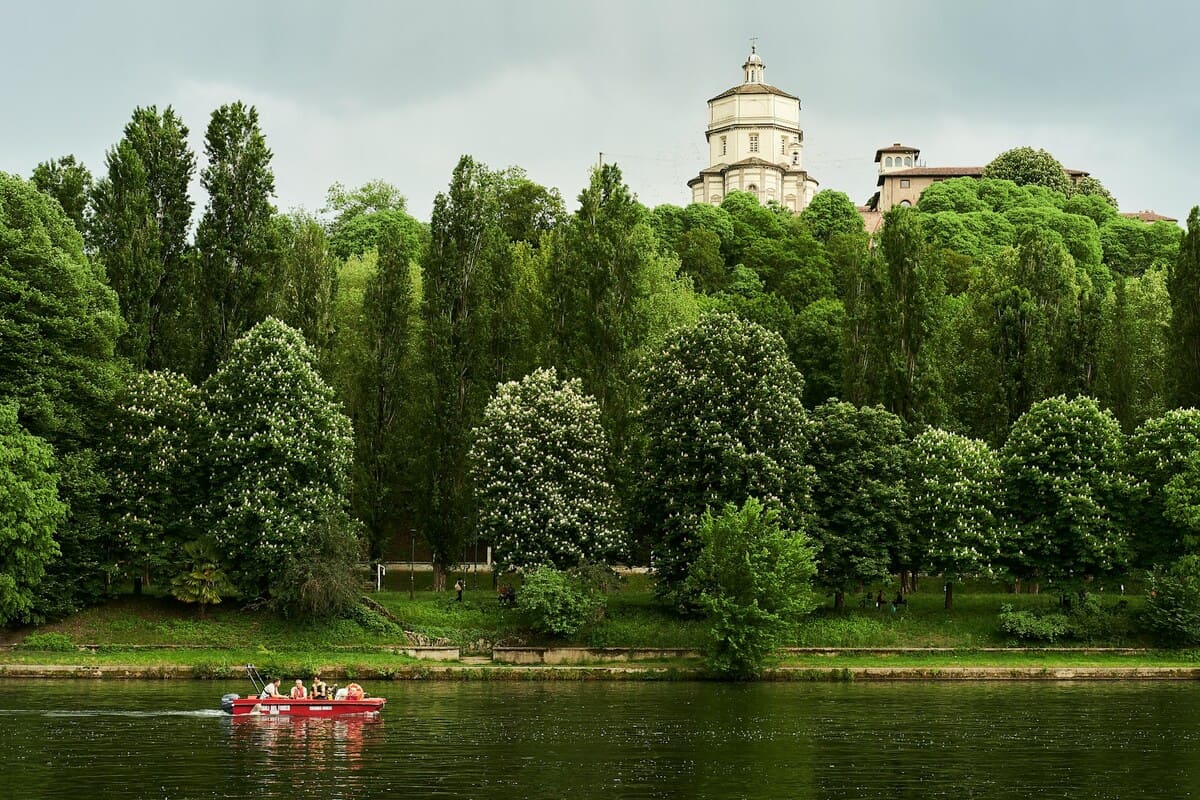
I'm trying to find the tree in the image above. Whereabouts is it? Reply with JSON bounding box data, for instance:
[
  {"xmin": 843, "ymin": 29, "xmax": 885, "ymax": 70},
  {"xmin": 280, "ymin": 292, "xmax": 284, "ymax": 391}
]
[
  {"xmin": 0, "ymin": 172, "xmax": 123, "ymax": 444},
  {"xmin": 1096, "ymin": 269, "xmax": 1170, "ymax": 431},
  {"xmin": 200, "ymin": 318, "xmax": 359, "ymax": 614},
  {"xmin": 323, "ymin": 179, "xmax": 421, "ymax": 259},
  {"xmin": 982, "ymin": 147, "xmax": 1072, "ymax": 197},
  {"xmin": 683, "ymin": 498, "xmax": 817, "ymax": 678},
  {"xmin": 471, "ymin": 367, "xmax": 624, "ymax": 571},
  {"xmin": 806, "ymin": 401, "xmax": 908, "ymax": 606},
  {"xmin": 1126, "ymin": 409, "xmax": 1200, "ymax": 567},
  {"xmin": 418, "ymin": 155, "xmax": 517, "ymax": 588},
  {"xmin": 1000, "ymin": 395, "xmax": 1134, "ymax": 587},
  {"xmin": 791, "ymin": 298, "xmax": 844, "ymax": 407},
  {"xmin": 1168, "ymin": 208, "xmax": 1200, "ymax": 408},
  {"xmin": 676, "ymin": 227, "xmax": 728, "ymax": 293},
  {"xmin": 874, "ymin": 206, "xmax": 946, "ymax": 425},
  {"xmin": 635, "ymin": 312, "xmax": 811, "ymax": 602},
  {"xmin": 0, "ymin": 404, "xmax": 65, "ymax": 625},
  {"xmin": 798, "ymin": 190, "xmax": 863, "ymax": 243},
  {"xmin": 170, "ymin": 539, "xmax": 235, "ymax": 618},
  {"xmin": 30, "ymin": 155, "xmax": 92, "ymax": 233},
  {"xmin": 907, "ymin": 428, "xmax": 1001, "ymax": 608},
  {"xmin": 350, "ymin": 218, "xmax": 424, "ymax": 559},
  {"xmin": 1071, "ymin": 175, "xmax": 1117, "ymax": 209},
  {"xmin": 546, "ymin": 163, "xmax": 696, "ymax": 458},
  {"xmin": 88, "ymin": 106, "xmax": 196, "ymax": 370},
  {"xmin": 275, "ymin": 211, "xmax": 338, "ymax": 363},
  {"xmin": 103, "ymin": 370, "xmax": 200, "ymax": 586},
  {"xmin": 194, "ymin": 102, "xmax": 282, "ymax": 375}
]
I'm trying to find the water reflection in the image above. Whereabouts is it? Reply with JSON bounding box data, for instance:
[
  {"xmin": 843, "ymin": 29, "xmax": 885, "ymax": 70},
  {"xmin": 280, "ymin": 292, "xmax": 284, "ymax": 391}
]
[{"xmin": 225, "ymin": 714, "xmax": 384, "ymax": 794}]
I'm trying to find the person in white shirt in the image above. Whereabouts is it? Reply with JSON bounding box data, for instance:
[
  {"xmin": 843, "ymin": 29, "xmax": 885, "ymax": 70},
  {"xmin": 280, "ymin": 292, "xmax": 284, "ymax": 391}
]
[{"xmin": 260, "ymin": 679, "xmax": 282, "ymax": 699}]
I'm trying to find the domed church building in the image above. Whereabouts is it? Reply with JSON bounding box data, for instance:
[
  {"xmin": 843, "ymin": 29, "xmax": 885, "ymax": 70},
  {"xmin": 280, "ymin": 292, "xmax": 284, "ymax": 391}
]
[{"xmin": 687, "ymin": 44, "xmax": 819, "ymax": 212}]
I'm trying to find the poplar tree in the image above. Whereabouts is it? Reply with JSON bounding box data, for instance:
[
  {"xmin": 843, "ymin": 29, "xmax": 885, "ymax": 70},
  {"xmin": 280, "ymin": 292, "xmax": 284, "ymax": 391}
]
[
  {"xmin": 89, "ymin": 106, "xmax": 196, "ymax": 371},
  {"xmin": 1169, "ymin": 208, "xmax": 1200, "ymax": 408},
  {"xmin": 353, "ymin": 218, "xmax": 424, "ymax": 559},
  {"xmin": 418, "ymin": 156, "xmax": 514, "ymax": 588},
  {"xmin": 194, "ymin": 102, "xmax": 281, "ymax": 375},
  {"xmin": 31, "ymin": 155, "xmax": 92, "ymax": 233}
]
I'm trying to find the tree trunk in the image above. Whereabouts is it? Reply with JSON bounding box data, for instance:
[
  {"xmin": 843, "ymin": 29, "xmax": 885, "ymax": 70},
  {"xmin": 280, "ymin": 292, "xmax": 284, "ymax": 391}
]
[
  {"xmin": 834, "ymin": 590, "xmax": 845, "ymax": 610},
  {"xmin": 944, "ymin": 580, "xmax": 954, "ymax": 610},
  {"xmin": 1031, "ymin": 582, "xmax": 1040, "ymax": 595},
  {"xmin": 855, "ymin": 580, "xmax": 863, "ymax": 594},
  {"xmin": 433, "ymin": 563, "xmax": 447, "ymax": 592},
  {"xmin": 912, "ymin": 572, "xmax": 920, "ymax": 592},
  {"xmin": 1012, "ymin": 579, "xmax": 1021, "ymax": 594}
]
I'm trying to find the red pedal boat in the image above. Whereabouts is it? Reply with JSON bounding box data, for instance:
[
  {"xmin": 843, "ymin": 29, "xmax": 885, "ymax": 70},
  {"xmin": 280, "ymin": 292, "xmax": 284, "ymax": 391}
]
[{"xmin": 221, "ymin": 664, "xmax": 386, "ymax": 717}]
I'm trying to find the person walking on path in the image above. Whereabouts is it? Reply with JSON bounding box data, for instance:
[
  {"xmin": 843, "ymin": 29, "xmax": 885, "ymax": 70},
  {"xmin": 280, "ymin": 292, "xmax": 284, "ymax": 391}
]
[{"xmin": 454, "ymin": 578, "xmax": 464, "ymax": 602}]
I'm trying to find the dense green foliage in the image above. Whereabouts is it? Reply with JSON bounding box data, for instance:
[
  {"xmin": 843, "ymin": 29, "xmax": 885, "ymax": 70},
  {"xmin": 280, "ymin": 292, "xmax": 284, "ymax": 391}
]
[
  {"xmin": 636, "ymin": 312, "xmax": 811, "ymax": 603},
  {"xmin": 515, "ymin": 565, "xmax": 603, "ymax": 637},
  {"xmin": 471, "ymin": 368, "xmax": 623, "ymax": 571},
  {"xmin": 1143, "ymin": 556, "xmax": 1200, "ymax": 645},
  {"xmin": 8, "ymin": 111, "xmax": 1200, "ymax": 641},
  {"xmin": 200, "ymin": 318, "xmax": 359, "ymax": 615},
  {"xmin": 684, "ymin": 499, "xmax": 817, "ymax": 678},
  {"xmin": 0, "ymin": 405, "xmax": 65, "ymax": 624},
  {"xmin": 806, "ymin": 401, "xmax": 907, "ymax": 604},
  {"xmin": 1000, "ymin": 396, "xmax": 1135, "ymax": 585}
]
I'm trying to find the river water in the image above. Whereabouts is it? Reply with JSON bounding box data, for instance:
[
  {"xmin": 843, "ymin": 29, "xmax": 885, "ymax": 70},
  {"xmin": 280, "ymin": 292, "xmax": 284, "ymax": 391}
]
[{"xmin": 2, "ymin": 679, "xmax": 1198, "ymax": 799}]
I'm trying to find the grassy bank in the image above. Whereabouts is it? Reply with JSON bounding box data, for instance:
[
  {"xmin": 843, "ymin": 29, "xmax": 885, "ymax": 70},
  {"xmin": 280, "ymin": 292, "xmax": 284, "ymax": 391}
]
[{"xmin": 1, "ymin": 573, "xmax": 1169, "ymax": 676}]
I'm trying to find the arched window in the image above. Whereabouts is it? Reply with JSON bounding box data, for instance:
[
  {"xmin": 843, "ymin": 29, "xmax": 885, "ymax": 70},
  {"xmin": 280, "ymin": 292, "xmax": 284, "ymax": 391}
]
[
  {"xmin": 899, "ymin": 199, "xmax": 912, "ymax": 207},
  {"xmin": 904, "ymin": 156, "xmax": 912, "ymax": 166},
  {"xmin": 885, "ymin": 156, "xmax": 893, "ymax": 167},
  {"xmin": 747, "ymin": 183, "xmax": 758, "ymax": 195}
]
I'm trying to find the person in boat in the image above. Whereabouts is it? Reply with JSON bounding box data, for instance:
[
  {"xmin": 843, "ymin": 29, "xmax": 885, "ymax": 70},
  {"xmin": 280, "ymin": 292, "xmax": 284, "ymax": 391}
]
[
  {"xmin": 312, "ymin": 675, "xmax": 328, "ymax": 699},
  {"xmin": 260, "ymin": 678, "xmax": 282, "ymax": 699},
  {"xmin": 290, "ymin": 679, "xmax": 308, "ymax": 699},
  {"xmin": 334, "ymin": 685, "xmax": 349, "ymax": 700},
  {"xmin": 345, "ymin": 682, "xmax": 365, "ymax": 701}
]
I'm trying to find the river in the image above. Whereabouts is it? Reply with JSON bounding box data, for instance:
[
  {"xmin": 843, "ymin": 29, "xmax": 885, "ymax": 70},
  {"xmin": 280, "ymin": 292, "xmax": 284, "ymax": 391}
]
[{"xmin": 2, "ymin": 679, "xmax": 1197, "ymax": 799}]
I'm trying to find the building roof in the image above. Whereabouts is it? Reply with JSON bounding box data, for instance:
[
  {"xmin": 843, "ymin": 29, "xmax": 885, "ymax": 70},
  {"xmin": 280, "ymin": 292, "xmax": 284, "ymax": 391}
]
[
  {"xmin": 877, "ymin": 166, "xmax": 983, "ymax": 186},
  {"xmin": 709, "ymin": 83, "xmax": 800, "ymax": 102},
  {"xmin": 874, "ymin": 143, "xmax": 920, "ymax": 162},
  {"xmin": 1121, "ymin": 210, "xmax": 1179, "ymax": 223}
]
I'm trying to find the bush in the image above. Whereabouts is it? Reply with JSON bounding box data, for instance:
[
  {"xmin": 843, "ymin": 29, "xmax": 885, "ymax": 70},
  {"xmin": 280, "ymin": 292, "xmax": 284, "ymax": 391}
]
[
  {"xmin": 998, "ymin": 596, "xmax": 1134, "ymax": 643},
  {"xmin": 998, "ymin": 605, "xmax": 1071, "ymax": 642},
  {"xmin": 18, "ymin": 631, "xmax": 75, "ymax": 651},
  {"xmin": 684, "ymin": 499, "xmax": 818, "ymax": 678},
  {"xmin": 1143, "ymin": 556, "xmax": 1200, "ymax": 645},
  {"xmin": 516, "ymin": 566, "xmax": 603, "ymax": 637}
]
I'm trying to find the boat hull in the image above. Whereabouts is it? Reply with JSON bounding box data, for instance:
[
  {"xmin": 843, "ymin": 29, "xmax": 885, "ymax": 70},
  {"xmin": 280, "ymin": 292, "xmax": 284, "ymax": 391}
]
[{"xmin": 222, "ymin": 695, "xmax": 386, "ymax": 716}]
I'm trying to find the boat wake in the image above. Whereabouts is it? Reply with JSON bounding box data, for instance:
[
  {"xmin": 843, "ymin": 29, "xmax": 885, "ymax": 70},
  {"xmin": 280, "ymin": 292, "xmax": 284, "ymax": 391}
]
[{"xmin": 0, "ymin": 708, "xmax": 227, "ymax": 718}]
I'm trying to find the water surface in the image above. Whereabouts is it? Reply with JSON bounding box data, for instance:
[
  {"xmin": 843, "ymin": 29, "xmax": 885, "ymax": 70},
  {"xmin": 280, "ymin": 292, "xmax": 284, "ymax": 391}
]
[{"xmin": 2, "ymin": 679, "xmax": 1197, "ymax": 799}]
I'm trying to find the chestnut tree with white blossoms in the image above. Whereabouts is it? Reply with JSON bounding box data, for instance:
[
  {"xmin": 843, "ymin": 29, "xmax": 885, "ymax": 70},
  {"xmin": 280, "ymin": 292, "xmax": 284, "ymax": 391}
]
[
  {"xmin": 906, "ymin": 428, "xmax": 1002, "ymax": 609},
  {"xmin": 470, "ymin": 367, "xmax": 624, "ymax": 571},
  {"xmin": 635, "ymin": 311, "xmax": 811, "ymax": 604},
  {"xmin": 200, "ymin": 318, "xmax": 360, "ymax": 615}
]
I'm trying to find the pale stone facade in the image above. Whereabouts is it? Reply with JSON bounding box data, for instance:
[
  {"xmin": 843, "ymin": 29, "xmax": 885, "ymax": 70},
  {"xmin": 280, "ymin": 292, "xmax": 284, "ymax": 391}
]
[{"xmin": 688, "ymin": 47, "xmax": 818, "ymax": 212}]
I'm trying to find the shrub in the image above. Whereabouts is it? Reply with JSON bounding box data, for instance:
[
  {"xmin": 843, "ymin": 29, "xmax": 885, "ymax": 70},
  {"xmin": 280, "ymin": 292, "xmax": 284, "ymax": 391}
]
[
  {"xmin": 1143, "ymin": 556, "xmax": 1200, "ymax": 645},
  {"xmin": 684, "ymin": 499, "xmax": 818, "ymax": 678},
  {"xmin": 998, "ymin": 604, "xmax": 1072, "ymax": 642},
  {"xmin": 18, "ymin": 631, "xmax": 75, "ymax": 651},
  {"xmin": 516, "ymin": 566, "xmax": 603, "ymax": 637}
]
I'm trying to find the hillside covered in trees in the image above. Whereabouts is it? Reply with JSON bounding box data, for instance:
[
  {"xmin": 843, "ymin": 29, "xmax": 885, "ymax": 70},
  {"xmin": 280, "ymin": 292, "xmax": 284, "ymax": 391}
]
[{"xmin": 5, "ymin": 102, "xmax": 1200, "ymax": 654}]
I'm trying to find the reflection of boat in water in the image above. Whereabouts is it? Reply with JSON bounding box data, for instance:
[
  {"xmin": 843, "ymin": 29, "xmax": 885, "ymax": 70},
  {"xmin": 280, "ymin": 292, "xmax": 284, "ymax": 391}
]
[{"xmin": 220, "ymin": 665, "xmax": 385, "ymax": 717}]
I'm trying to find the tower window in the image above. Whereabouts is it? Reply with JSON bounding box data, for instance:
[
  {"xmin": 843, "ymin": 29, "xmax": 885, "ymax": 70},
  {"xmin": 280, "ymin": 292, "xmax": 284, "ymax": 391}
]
[
  {"xmin": 900, "ymin": 179, "xmax": 911, "ymax": 188},
  {"xmin": 886, "ymin": 156, "xmax": 893, "ymax": 167},
  {"xmin": 749, "ymin": 133, "xmax": 759, "ymax": 153},
  {"xmin": 904, "ymin": 156, "xmax": 913, "ymax": 166},
  {"xmin": 720, "ymin": 135, "xmax": 727, "ymax": 156},
  {"xmin": 781, "ymin": 136, "xmax": 787, "ymax": 155}
]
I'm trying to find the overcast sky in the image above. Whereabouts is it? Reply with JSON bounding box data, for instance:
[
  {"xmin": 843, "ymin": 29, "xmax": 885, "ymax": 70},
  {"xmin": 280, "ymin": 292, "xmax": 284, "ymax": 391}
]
[{"xmin": 3, "ymin": 0, "xmax": 1197, "ymax": 223}]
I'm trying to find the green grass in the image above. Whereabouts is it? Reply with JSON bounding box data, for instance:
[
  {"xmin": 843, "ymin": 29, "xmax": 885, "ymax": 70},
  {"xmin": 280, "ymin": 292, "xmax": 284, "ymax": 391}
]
[{"xmin": 0, "ymin": 573, "xmax": 1157, "ymax": 672}]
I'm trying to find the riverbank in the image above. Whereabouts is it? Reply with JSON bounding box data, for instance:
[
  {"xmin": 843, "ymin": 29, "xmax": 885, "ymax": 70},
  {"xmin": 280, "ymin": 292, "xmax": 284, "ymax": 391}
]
[{"xmin": 3, "ymin": 573, "xmax": 1176, "ymax": 680}]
